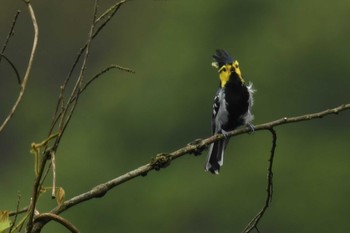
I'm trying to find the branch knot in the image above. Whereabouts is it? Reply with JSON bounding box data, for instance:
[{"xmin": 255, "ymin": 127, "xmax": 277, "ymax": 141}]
[{"xmin": 150, "ymin": 153, "xmax": 171, "ymax": 171}]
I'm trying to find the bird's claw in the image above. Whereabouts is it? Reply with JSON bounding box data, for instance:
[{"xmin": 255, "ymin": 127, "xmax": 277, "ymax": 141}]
[{"xmin": 247, "ymin": 123, "xmax": 255, "ymax": 134}]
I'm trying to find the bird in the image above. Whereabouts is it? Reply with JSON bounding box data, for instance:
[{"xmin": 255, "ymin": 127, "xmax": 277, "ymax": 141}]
[{"xmin": 205, "ymin": 49, "xmax": 255, "ymax": 174}]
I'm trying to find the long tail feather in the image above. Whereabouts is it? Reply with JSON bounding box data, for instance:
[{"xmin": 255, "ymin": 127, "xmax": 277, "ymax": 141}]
[{"xmin": 205, "ymin": 139, "xmax": 226, "ymax": 174}]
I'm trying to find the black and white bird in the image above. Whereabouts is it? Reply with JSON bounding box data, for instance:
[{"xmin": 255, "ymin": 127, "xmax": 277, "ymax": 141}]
[{"xmin": 205, "ymin": 49, "xmax": 255, "ymax": 174}]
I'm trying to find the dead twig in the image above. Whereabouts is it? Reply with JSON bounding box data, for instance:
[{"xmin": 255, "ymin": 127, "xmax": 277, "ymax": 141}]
[
  {"xmin": 0, "ymin": 10, "xmax": 21, "ymax": 64},
  {"xmin": 0, "ymin": 4, "xmax": 38, "ymax": 134},
  {"xmin": 0, "ymin": 53, "xmax": 21, "ymax": 84},
  {"xmin": 242, "ymin": 128, "xmax": 277, "ymax": 233}
]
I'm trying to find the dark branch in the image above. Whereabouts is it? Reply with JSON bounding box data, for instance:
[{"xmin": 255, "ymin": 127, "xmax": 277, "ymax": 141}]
[
  {"xmin": 79, "ymin": 64, "xmax": 135, "ymax": 95},
  {"xmin": 34, "ymin": 213, "xmax": 79, "ymax": 233},
  {"xmin": 242, "ymin": 128, "xmax": 277, "ymax": 233},
  {"xmin": 0, "ymin": 53, "xmax": 21, "ymax": 84},
  {"xmin": 0, "ymin": 10, "xmax": 21, "ymax": 64},
  {"xmin": 8, "ymin": 192, "xmax": 22, "ymax": 233}
]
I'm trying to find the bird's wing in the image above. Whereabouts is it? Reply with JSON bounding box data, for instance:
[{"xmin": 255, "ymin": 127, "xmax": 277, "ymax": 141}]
[{"xmin": 211, "ymin": 90, "xmax": 221, "ymax": 133}]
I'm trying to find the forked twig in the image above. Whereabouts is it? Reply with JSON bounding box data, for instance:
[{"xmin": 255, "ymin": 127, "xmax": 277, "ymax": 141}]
[{"xmin": 0, "ymin": 4, "xmax": 37, "ymax": 133}]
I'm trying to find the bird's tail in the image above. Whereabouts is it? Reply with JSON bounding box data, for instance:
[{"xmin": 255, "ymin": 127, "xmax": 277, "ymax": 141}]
[{"xmin": 205, "ymin": 139, "xmax": 227, "ymax": 174}]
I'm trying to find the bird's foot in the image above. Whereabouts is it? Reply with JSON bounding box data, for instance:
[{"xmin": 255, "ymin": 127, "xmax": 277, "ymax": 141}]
[
  {"xmin": 221, "ymin": 129, "xmax": 230, "ymax": 139},
  {"xmin": 246, "ymin": 123, "xmax": 255, "ymax": 134}
]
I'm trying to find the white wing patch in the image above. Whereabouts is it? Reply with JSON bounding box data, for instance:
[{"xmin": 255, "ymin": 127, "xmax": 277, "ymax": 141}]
[{"xmin": 242, "ymin": 82, "xmax": 256, "ymax": 124}]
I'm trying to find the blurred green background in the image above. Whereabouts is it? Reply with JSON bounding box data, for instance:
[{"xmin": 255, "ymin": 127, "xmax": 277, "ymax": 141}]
[{"xmin": 1, "ymin": 0, "xmax": 350, "ymax": 232}]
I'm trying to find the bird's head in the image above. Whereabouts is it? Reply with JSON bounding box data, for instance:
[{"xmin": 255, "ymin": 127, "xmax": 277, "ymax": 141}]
[{"xmin": 211, "ymin": 49, "xmax": 244, "ymax": 88}]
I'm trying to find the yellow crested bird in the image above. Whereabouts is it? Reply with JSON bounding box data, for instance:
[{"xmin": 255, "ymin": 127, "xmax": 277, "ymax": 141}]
[{"xmin": 205, "ymin": 49, "xmax": 255, "ymax": 174}]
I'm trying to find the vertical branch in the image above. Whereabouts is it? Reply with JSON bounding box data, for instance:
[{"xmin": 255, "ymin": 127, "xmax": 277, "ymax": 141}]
[
  {"xmin": 46, "ymin": 0, "xmax": 128, "ymax": 142},
  {"xmin": 0, "ymin": 5, "xmax": 37, "ymax": 133},
  {"xmin": 26, "ymin": 1, "xmax": 99, "ymax": 232},
  {"xmin": 51, "ymin": 151, "xmax": 57, "ymax": 198},
  {"xmin": 242, "ymin": 128, "xmax": 277, "ymax": 233},
  {"xmin": 8, "ymin": 192, "xmax": 21, "ymax": 233},
  {"xmin": 56, "ymin": 0, "xmax": 100, "ymax": 142}
]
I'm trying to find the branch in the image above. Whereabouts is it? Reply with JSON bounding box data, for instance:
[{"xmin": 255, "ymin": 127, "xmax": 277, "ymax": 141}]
[
  {"xmin": 27, "ymin": 2, "xmax": 134, "ymax": 232},
  {"xmin": 0, "ymin": 3, "xmax": 38, "ymax": 134},
  {"xmin": 33, "ymin": 213, "xmax": 79, "ymax": 233},
  {"xmin": 0, "ymin": 53, "xmax": 21, "ymax": 84},
  {"xmin": 0, "ymin": 10, "xmax": 21, "ymax": 64},
  {"xmin": 242, "ymin": 128, "xmax": 277, "ymax": 233},
  {"xmin": 26, "ymin": 1, "xmax": 98, "ymax": 231},
  {"xmin": 47, "ymin": 0, "xmax": 128, "ymax": 138},
  {"xmin": 30, "ymin": 103, "xmax": 350, "ymax": 231},
  {"xmin": 8, "ymin": 192, "xmax": 22, "ymax": 233},
  {"xmin": 78, "ymin": 64, "xmax": 135, "ymax": 95}
]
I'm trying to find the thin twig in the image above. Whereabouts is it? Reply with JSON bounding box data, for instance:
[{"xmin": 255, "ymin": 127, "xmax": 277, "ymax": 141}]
[
  {"xmin": 95, "ymin": 0, "xmax": 126, "ymax": 23},
  {"xmin": 55, "ymin": 0, "xmax": 99, "ymax": 146},
  {"xmin": 0, "ymin": 3, "xmax": 38, "ymax": 134},
  {"xmin": 0, "ymin": 53, "xmax": 21, "ymax": 84},
  {"xmin": 47, "ymin": 0, "xmax": 128, "ymax": 139},
  {"xmin": 29, "ymin": 103, "xmax": 350, "ymax": 231},
  {"xmin": 8, "ymin": 206, "xmax": 29, "ymax": 217},
  {"xmin": 0, "ymin": 10, "xmax": 21, "ymax": 64},
  {"xmin": 79, "ymin": 64, "xmax": 135, "ymax": 94},
  {"xmin": 34, "ymin": 213, "xmax": 80, "ymax": 233},
  {"xmin": 242, "ymin": 128, "xmax": 277, "ymax": 233},
  {"xmin": 8, "ymin": 192, "xmax": 21, "ymax": 233}
]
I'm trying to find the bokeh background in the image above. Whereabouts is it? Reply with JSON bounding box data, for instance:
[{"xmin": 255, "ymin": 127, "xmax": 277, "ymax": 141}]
[{"xmin": 1, "ymin": 0, "xmax": 350, "ymax": 232}]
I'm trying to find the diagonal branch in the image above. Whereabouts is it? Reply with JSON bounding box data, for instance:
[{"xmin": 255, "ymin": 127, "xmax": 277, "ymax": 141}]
[
  {"xmin": 0, "ymin": 10, "xmax": 21, "ymax": 64},
  {"xmin": 30, "ymin": 103, "xmax": 350, "ymax": 232},
  {"xmin": 0, "ymin": 4, "xmax": 37, "ymax": 134},
  {"xmin": 0, "ymin": 53, "xmax": 21, "ymax": 84}
]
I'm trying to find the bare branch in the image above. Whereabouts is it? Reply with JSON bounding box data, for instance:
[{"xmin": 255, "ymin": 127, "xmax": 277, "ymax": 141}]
[
  {"xmin": 8, "ymin": 207, "xmax": 29, "ymax": 217},
  {"xmin": 8, "ymin": 192, "xmax": 21, "ymax": 233},
  {"xmin": 0, "ymin": 3, "xmax": 38, "ymax": 134},
  {"xmin": 79, "ymin": 64, "xmax": 135, "ymax": 95},
  {"xmin": 95, "ymin": 0, "xmax": 126, "ymax": 23},
  {"xmin": 34, "ymin": 213, "xmax": 79, "ymax": 233},
  {"xmin": 0, "ymin": 10, "xmax": 21, "ymax": 64},
  {"xmin": 56, "ymin": 0, "xmax": 99, "ymax": 139},
  {"xmin": 242, "ymin": 128, "xmax": 277, "ymax": 233},
  {"xmin": 48, "ymin": 0, "xmax": 129, "ymax": 136},
  {"xmin": 0, "ymin": 53, "xmax": 21, "ymax": 84},
  {"xmin": 29, "ymin": 103, "xmax": 350, "ymax": 231}
]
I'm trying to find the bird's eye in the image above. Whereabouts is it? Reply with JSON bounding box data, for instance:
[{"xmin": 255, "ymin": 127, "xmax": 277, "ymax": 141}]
[{"xmin": 222, "ymin": 67, "xmax": 227, "ymax": 72}]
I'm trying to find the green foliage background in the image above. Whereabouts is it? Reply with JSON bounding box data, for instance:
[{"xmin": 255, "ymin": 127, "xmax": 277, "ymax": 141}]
[{"xmin": 1, "ymin": 0, "xmax": 349, "ymax": 232}]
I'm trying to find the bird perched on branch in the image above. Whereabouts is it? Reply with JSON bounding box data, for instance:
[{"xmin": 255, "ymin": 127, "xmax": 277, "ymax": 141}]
[{"xmin": 205, "ymin": 49, "xmax": 255, "ymax": 174}]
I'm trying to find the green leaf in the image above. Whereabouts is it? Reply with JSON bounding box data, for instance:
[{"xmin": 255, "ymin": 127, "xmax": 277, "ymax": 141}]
[{"xmin": 0, "ymin": 211, "xmax": 11, "ymax": 232}]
